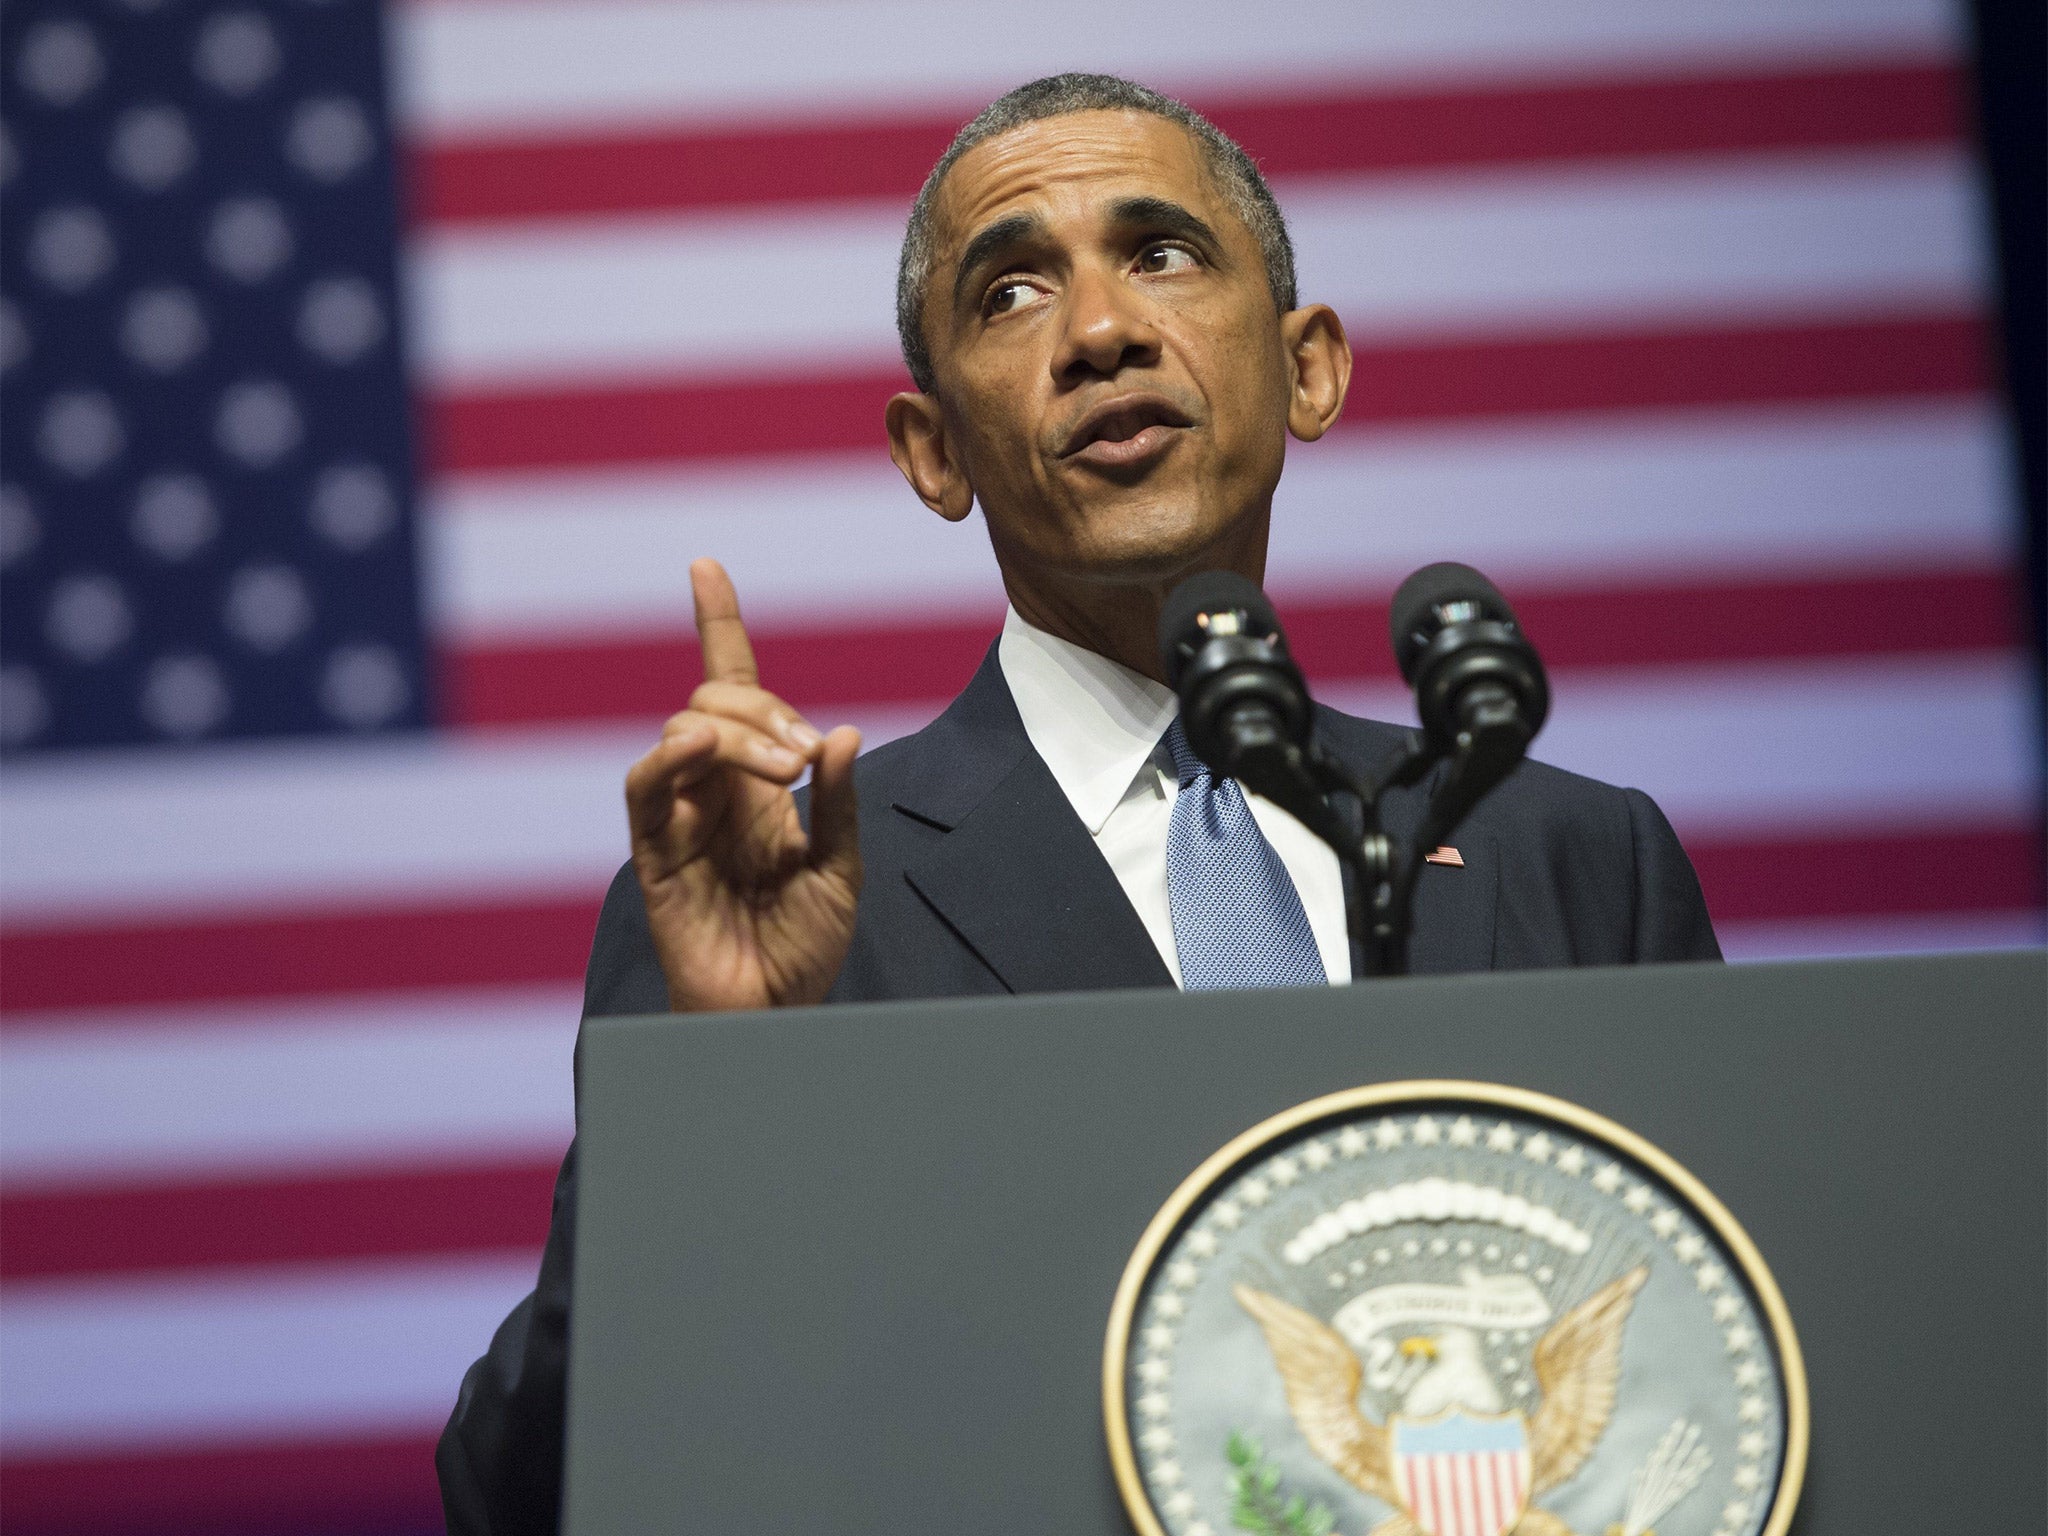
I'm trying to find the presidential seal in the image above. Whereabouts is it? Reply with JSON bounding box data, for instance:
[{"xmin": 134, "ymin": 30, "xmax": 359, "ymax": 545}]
[{"xmin": 1104, "ymin": 1083, "xmax": 1805, "ymax": 1536}]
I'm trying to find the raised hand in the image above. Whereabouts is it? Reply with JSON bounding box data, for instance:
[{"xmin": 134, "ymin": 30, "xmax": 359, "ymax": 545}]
[{"xmin": 623, "ymin": 559, "xmax": 862, "ymax": 1011}]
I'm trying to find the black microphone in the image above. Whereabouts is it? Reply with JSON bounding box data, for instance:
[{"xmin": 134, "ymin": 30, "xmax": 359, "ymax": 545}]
[
  {"xmin": 1158, "ymin": 571, "xmax": 1320, "ymax": 811},
  {"xmin": 1388, "ymin": 562, "xmax": 1550, "ymax": 761}
]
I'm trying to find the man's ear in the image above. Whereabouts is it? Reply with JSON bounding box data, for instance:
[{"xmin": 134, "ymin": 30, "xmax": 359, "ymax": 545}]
[
  {"xmin": 1280, "ymin": 304, "xmax": 1352, "ymax": 443},
  {"xmin": 886, "ymin": 391, "xmax": 975, "ymax": 522}
]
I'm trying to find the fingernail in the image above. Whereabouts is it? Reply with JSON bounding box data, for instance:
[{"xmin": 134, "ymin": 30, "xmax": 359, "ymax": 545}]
[
  {"xmin": 759, "ymin": 743, "xmax": 802, "ymax": 773},
  {"xmin": 784, "ymin": 719, "xmax": 824, "ymax": 752}
]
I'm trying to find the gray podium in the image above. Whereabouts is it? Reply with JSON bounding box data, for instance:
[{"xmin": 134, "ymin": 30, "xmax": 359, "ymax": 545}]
[{"xmin": 563, "ymin": 950, "xmax": 2046, "ymax": 1533}]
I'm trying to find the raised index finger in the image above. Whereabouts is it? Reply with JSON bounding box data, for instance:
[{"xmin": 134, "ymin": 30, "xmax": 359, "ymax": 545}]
[{"xmin": 690, "ymin": 557, "xmax": 759, "ymax": 687}]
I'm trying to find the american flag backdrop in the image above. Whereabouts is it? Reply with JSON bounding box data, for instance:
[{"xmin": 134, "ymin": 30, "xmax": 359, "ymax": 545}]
[{"xmin": 0, "ymin": 0, "xmax": 2041, "ymax": 1530}]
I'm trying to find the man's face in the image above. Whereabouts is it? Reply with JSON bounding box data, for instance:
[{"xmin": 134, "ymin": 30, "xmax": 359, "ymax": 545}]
[{"xmin": 913, "ymin": 110, "xmax": 1310, "ymax": 592}]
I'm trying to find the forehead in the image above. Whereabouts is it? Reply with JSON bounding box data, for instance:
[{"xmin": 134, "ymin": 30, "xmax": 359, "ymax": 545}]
[{"xmin": 932, "ymin": 109, "xmax": 1227, "ymax": 254}]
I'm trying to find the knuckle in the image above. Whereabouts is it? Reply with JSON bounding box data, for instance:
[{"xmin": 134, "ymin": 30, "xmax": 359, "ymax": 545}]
[{"xmin": 729, "ymin": 685, "xmax": 786, "ymax": 723}]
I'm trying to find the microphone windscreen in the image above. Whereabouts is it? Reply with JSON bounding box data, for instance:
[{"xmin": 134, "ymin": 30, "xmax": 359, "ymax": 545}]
[
  {"xmin": 1388, "ymin": 562, "xmax": 1516, "ymax": 684},
  {"xmin": 1158, "ymin": 571, "xmax": 1279, "ymax": 686}
]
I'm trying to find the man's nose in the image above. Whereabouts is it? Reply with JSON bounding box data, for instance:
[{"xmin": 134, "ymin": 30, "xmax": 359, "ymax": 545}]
[{"xmin": 1051, "ymin": 264, "xmax": 1161, "ymax": 381}]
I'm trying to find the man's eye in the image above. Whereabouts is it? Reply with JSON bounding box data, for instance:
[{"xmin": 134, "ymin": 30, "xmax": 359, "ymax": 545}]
[
  {"xmin": 1138, "ymin": 244, "xmax": 1197, "ymax": 274},
  {"xmin": 986, "ymin": 280, "xmax": 1041, "ymax": 316}
]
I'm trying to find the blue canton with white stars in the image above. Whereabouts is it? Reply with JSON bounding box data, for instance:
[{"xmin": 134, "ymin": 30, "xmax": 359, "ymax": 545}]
[{"xmin": 0, "ymin": 1, "xmax": 425, "ymax": 754}]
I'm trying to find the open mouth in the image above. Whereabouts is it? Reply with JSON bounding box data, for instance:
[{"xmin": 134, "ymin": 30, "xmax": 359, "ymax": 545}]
[{"xmin": 1060, "ymin": 393, "xmax": 1194, "ymax": 469}]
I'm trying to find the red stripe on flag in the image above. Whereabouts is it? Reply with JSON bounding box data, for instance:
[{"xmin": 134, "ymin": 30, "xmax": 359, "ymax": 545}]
[
  {"xmin": 0, "ymin": 1432, "xmax": 442, "ymax": 1536},
  {"xmin": 444, "ymin": 568, "xmax": 2021, "ymax": 729},
  {"xmin": 428, "ymin": 366, "xmax": 905, "ymax": 475},
  {"xmin": 0, "ymin": 1160, "xmax": 558, "ymax": 1282},
  {"xmin": 415, "ymin": 59, "xmax": 1962, "ymax": 224},
  {"xmin": 1690, "ymin": 824, "xmax": 2045, "ymax": 930},
  {"xmin": 2, "ymin": 832, "xmax": 2035, "ymax": 1017},
  {"xmin": 0, "ymin": 892, "xmax": 603, "ymax": 1016},
  {"xmin": 1334, "ymin": 312, "xmax": 1985, "ymax": 427},
  {"xmin": 1296, "ymin": 564, "xmax": 2022, "ymax": 676},
  {"xmin": 445, "ymin": 611, "xmax": 996, "ymax": 726},
  {"xmin": 425, "ymin": 312, "xmax": 1987, "ymax": 475}
]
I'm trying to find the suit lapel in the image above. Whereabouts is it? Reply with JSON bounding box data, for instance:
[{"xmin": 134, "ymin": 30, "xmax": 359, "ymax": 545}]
[
  {"xmin": 884, "ymin": 654, "xmax": 1495, "ymax": 990},
  {"xmin": 892, "ymin": 648, "xmax": 1173, "ymax": 995},
  {"xmin": 904, "ymin": 749, "xmax": 1173, "ymax": 994}
]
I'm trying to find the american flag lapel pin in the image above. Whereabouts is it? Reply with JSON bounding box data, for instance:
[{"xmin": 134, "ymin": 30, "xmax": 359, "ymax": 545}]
[{"xmin": 1423, "ymin": 846, "xmax": 1465, "ymax": 867}]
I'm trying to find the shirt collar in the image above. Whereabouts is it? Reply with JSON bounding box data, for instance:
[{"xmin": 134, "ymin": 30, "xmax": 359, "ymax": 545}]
[{"xmin": 997, "ymin": 606, "xmax": 1177, "ymax": 835}]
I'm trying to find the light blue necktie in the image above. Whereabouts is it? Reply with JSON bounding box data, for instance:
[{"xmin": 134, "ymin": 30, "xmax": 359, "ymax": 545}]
[{"xmin": 1162, "ymin": 717, "xmax": 1328, "ymax": 990}]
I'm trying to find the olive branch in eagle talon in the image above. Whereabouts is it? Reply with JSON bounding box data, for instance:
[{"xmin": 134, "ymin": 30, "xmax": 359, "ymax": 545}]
[
  {"xmin": 1233, "ymin": 1266, "xmax": 1649, "ymax": 1536},
  {"xmin": 1225, "ymin": 1430, "xmax": 1340, "ymax": 1536}
]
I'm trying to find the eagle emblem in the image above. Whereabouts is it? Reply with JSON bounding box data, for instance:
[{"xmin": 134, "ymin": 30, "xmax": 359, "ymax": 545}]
[
  {"xmin": 1235, "ymin": 1265, "xmax": 1648, "ymax": 1536},
  {"xmin": 1105, "ymin": 1090, "xmax": 1802, "ymax": 1536}
]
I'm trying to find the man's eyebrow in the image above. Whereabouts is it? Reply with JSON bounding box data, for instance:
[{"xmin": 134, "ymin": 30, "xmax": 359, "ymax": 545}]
[
  {"xmin": 951, "ymin": 212, "xmax": 1046, "ymax": 308},
  {"xmin": 1109, "ymin": 195, "xmax": 1222, "ymax": 251}
]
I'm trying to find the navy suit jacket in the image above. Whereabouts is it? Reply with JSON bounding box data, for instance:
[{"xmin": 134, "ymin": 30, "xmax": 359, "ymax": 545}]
[{"xmin": 436, "ymin": 646, "xmax": 1719, "ymax": 1533}]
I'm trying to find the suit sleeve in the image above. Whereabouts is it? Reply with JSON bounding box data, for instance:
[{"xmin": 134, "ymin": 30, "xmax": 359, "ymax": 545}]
[
  {"xmin": 1621, "ymin": 787, "xmax": 1722, "ymax": 962},
  {"xmin": 437, "ymin": 865, "xmax": 669, "ymax": 1534},
  {"xmin": 436, "ymin": 1142, "xmax": 578, "ymax": 1536}
]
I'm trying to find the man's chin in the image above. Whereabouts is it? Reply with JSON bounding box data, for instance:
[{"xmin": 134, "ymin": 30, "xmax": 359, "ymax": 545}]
[{"xmin": 1054, "ymin": 505, "xmax": 1256, "ymax": 588}]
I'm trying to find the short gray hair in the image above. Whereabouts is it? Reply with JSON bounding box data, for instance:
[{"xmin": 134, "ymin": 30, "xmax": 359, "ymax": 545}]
[{"xmin": 894, "ymin": 73, "xmax": 1298, "ymax": 393}]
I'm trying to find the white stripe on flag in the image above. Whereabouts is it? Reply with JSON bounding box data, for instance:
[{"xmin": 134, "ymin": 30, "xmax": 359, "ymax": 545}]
[
  {"xmin": 0, "ymin": 1256, "xmax": 540, "ymax": 1453},
  {"xmin": 429, "ymin": 456, "xmax": 1004, "ymax": 643},
  {"xmin": 396, "ymin": 0, "xmax": 1957, "ymax": 136},
  {"xmin": 1721, "ymin": 911, "xmax": 2048, "ymax": 962},
  {"xmin": 0, "ymin": 727, "xmax": 646, "ymax": 920},
  {"xmin": 1495, "ymin": 653, "xmax": 2040, "ymax": 835},
  {"xmin": 0, "ymin": 989, "xmax": 580, "ymax": 1189},
  {"xmin": 1330, "ymin": 653, "xmax": 2039, "ymax": 837}
]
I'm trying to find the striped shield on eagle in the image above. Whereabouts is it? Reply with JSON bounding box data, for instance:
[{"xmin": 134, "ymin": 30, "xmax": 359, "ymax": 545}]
[{"xmin": 1390, "ymin": 1410, "xmax": 1531, "ymax": 1536}]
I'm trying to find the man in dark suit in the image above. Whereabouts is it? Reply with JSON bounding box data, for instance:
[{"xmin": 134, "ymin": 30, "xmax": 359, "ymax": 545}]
[{"xmin": 438, "ymin": 73, "xmax": 1718, "ymax": 1533}]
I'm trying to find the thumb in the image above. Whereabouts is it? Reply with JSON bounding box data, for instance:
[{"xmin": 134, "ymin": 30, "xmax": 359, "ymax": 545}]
[{"xmin": 806, "ymin": 726, "xmax": 863, "ymax": 881}]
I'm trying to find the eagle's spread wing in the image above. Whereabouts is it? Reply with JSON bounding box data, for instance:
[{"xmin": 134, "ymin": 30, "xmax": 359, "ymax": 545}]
[
  {"xmin": 1526, "ymin": 1265, "xmax": 1649, "ymax": 1492},
  {"xmin": 1234, "ymin": 1284, "xmax": 1396, "ymax": 1503}
]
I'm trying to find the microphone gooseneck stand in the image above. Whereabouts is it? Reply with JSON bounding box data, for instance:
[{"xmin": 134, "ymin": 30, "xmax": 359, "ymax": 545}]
[
  {"xmin": 1332, "ymin": 689, "xmax": 1537, "ymax": 978},
  {"xmin": 1345, "ymin": 570, "xmax": 1553, "ymax": 976},
  {"xmin": 1161, "ymin": 566, "xmax": 1550, "ymax": 981}
]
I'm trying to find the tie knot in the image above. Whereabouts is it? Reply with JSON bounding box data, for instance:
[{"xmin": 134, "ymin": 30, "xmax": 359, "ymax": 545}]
[{"xmin": 1161, "ymin": 717, "xmax": 1208, "ymax": 788}]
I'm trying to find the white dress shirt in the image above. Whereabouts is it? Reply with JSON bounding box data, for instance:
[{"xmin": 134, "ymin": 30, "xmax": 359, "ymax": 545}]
[{"xmin": 997, "ymin": 607, "xmax": 1351, "ymax": 986}]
